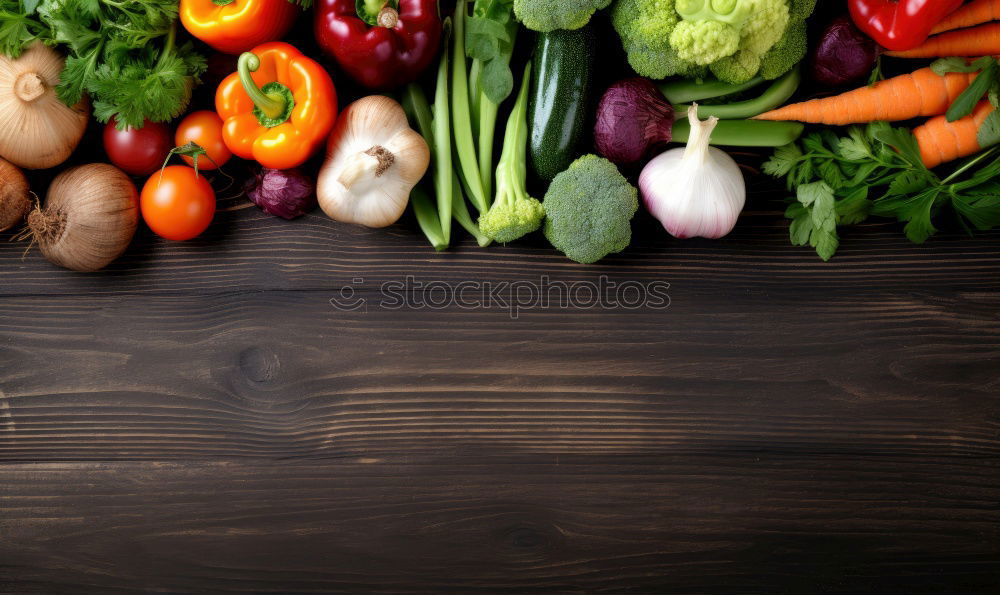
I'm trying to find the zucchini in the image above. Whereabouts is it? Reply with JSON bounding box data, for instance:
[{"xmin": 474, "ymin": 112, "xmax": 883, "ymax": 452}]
[{"xmin": 528, "ymin": 25, "xmax": 595, "ymax": 182}]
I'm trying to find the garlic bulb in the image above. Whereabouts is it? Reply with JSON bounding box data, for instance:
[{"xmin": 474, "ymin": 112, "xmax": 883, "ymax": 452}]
[
  {"xmin": 318, "ymin": 95, "xmax": 430, "ymax": 228},
  {"xmin": 0, "ymin": 43, "xmax": 89, "ymax": 169},
  {"xmin": 639, "ymin": 105, "xmax": 746, "ymax": 239}
]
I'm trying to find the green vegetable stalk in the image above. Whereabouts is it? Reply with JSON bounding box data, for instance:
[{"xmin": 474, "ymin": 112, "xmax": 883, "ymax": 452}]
[
  {"xmin": 672, "ymin": 117, "xmax": 803, "ymax": 147},
  {"xmin": 403, "ymin": 24, "xmax": 491, "ymax": 251},
  {"xmin": 676, "ymin": 67, "xmax": 801, "ymax": 120},
  {"xmin": 467, "ymin": 0, "xmax": 519, "ymax": 199},
  {"xmin": 451, "ymin": 0, "xmax": 488, "ymax": 215},
  {"xmin": 478, "ymin": 63, "xmax": 545, "ymax": 243}
]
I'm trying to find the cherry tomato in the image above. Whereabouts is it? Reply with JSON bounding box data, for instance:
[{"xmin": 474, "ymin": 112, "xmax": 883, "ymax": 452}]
[
  {"xmin": 140, "ymin": 166, "xmax": 216, "ymax": 241},
  {"xmin": 175, "ymin": 111, "xmax": 231, "ymax": 170},
  {"xmin": 103, "ymin": 117, "xmax": 173, "ymax": 176}
]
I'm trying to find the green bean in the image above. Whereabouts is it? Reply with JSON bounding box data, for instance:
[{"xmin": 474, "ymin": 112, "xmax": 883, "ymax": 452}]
[
  {"xmin": 680, "ymin": 68, "xmax": 802, "ymax": 120},
  {"xmin": 433, "ymin": 19, "xmax": 453, "ymax": 246},
  {"xmin": 660, "ymin": 75, "xmax": 764, "ymax": 105},
  {"xmin": 672, "ymin": 118, "xmax": 804, "ymax": 147},
  {"xmin": 450, "ymin": 0, "xmax": 488, "ymax": 214}
]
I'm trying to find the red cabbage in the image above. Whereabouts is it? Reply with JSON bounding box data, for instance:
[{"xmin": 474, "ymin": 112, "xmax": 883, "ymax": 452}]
[
  {"xmin": 594, "ymin": 78, "xmax": 675, "ymax": 167},
  {"xmin": 245, "ymin": 167, "xmax": 317, "ymax": 220},
  {"xmin": 812, "ymin": 16, "xmax": 880, "ymax": 87}
]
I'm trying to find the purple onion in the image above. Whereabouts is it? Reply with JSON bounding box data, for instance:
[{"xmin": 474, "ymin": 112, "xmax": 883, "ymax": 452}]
[
  {"xmin": 245, "ymin": 167, "xmax": 317, "ymax": 220},
  {"xmin": 594, "ymin": 78, "xmax": 675, "ymax": 167},
  {"xmin": 812, "ymin": 16, "xmax": 880, "ymax": 87}
]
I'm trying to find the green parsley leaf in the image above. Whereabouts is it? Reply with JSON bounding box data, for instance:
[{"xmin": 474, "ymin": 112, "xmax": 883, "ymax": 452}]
[
  {"xmin": 886, "ymin": 170, "xmax": 934, "ymax": 197},
  {"xmin": 952, "ymin": 192, "xmax": 1000, "ymax": 230},
  {"xmin": 977, "ymin": 110, "xmax": 1000, "ymax": 149},
  {"xmin": 874, "ymin": 126, "xmax": 925, "ymax": 168},
  {"xmin": 796, "ymin": 182, "xmax": 839, "ymax": 261},
  {"xmin": 837, "ymin": 127, "xmax": 872, "ymax": 161},
  {"xmin": 836, "ymin": 187, "xmax": 872, "ymax": 226},
  {"xmin": 901, "ymin": 189, "xmax": 941, "ymax": 244},
  {"xmin": 762, "ymin": 142, "xmax": 802, "ymax": 178},
  {"xmin": 947, "ymin": 60, "xmax": 997, "ymax": 122}
]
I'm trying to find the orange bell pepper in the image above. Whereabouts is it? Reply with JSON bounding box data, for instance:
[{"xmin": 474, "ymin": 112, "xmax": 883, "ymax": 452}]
[
  {"xmin": 179, "ymin": 0, "xmax": 305, "ymax": 55},
  {"xmin": 216, "ymin": 42, "xmax": 338, "ymax": 170}
]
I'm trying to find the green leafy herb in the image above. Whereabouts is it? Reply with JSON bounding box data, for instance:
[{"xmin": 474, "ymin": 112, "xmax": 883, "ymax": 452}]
[
  {"xmin": 466, "ymin": 0, "xmax": 517, "ymax": 105},
  {"xmin": 0, "ymin": 0, "xmax": 206, "ymax": 129},
  {"xmin": 946, "ymin": 59, "xmax": 997, "ymax": 122},
  {"xmin": 764, "ymin": 124, "xmax": 1000, "ymax": 259},
  {"xmin": 977, "ymin": 110, "xmax": 1000, "ymax": 148}
]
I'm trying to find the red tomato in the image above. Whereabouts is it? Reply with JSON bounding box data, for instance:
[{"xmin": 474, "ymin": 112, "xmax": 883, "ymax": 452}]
[
  {"xmin": 175, "ymin": 111, "xmax": 232, "ymax": 170},
  {"xmin": 103, "ymin": 118, "xmax": 173, "ymax": 176},
  {"xmin": 140, "ymin": 166, "xmax": 216, "ymax": 241}
]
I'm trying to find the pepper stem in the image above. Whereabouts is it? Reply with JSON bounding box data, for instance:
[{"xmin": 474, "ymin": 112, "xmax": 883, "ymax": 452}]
[
  {"xmin": 356, "ymin": 0, "xmax": 399, "ymax": 26},
  {"xmin": 238, "ymin": 52, "xmax": 295, "ymax": 128},
  {"xmin": 378, "ymin": 6, "xmax": 399, "ymax": 28}
]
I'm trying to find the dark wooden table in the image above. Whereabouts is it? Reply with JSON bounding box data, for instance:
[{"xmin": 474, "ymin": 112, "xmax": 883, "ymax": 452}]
[{"xmin": 1, "ymin": 171, "xmax": 999, "ymax": 592}]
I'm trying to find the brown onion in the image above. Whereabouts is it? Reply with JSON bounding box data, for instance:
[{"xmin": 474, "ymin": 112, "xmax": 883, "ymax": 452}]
[
  {"xmin": 0, "ymin": 43, "xmax": 89, "ymax": 169},
  {"xmin": 24, "ymin": 164, "xmax": 138, "ymax": 271},
  {"xmin": 0, "ymin": 157, "xmax": 29, "ymax": 232}
]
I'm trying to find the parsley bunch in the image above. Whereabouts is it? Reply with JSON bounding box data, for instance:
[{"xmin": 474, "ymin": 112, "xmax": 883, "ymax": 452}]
[
  {"xmin": 764, "ymin": 122, "xmax": 1000, "ymax": 260},
  {"xmin": 0, "ymin": 0, "xmax": 206, "ymax": 129}
]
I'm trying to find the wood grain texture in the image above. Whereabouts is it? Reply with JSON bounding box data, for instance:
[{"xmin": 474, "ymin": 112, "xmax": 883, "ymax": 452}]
[
  {"xmin": 2, "ymin": 186, "xmax": 1000, "ymax": 591},
  {"xmin": 2, "ymin": 457, "xmax": 999, "ymax": 593},
  {"xmin": 0, "ymin": 289, "xmax": 998, "ymax": 461},
  {"xmin": 2, "ymin": 195, "xmax": 1000, "ymax": 296}
]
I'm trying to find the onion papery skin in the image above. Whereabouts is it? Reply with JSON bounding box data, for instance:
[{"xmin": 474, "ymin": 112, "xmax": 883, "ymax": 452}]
[
  {"xmin": 594, "ymin": 78, "xmax": 675, "ymax": 167},
  {"xmin": 28, "ymin": 164, "xmax": 139, "ymax": 272},
  {"xmin": 0, "ymin": 157, "xmax": 30, "ymax": 232}
]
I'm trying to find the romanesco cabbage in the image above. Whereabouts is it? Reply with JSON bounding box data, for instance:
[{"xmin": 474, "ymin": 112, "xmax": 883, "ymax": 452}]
[
  {"xmin": 670, "ymin": 19, "xmax": 741, "ymax": 66},
  {"xmin": 612, "ymin": 0, "xmax": 815, "ymax": 83}
]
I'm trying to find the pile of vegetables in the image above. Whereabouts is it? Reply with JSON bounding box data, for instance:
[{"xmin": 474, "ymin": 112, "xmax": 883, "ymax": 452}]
[{"xmin": 1, "ymin": 0, "xmax": 999, "ymax": 272}]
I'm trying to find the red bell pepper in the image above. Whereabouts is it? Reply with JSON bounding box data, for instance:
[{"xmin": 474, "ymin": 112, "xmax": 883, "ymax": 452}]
[
  {"xmin": 314, "ymin": 0, "xmax": 442, "ymax": 90},
  {"xmin": 849, "ymin": 0, "xmax": 964, "ymax": 51}
]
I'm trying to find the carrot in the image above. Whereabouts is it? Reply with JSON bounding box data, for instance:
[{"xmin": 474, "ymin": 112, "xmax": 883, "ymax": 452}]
[
  {"xmin": 885, "ymin": 22, "xmax": 1000, "ymax": 58},
  {"xmin": 932, "ymin": 0, "xmax": 1000, "ymax": 35},
  {"xmin": 914, "ymin": 101, "xmax": 995, "ymax": 168},
  {"xmin": 753, "ymin": 68, "xmax": 978, "ymax": 125}
]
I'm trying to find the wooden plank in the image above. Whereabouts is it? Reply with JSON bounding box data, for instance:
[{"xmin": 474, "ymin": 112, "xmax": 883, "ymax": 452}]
[
  {"xmin": 1, "ymin": 290, "xmax": 997, "ymax": 461},
  {"xmin": 1, "ymin": 457, "xmax": 998, "ymax": 593},
  {"xmin": 2, "ymin": 199, "xmax": 1000, "ymax": 296}
]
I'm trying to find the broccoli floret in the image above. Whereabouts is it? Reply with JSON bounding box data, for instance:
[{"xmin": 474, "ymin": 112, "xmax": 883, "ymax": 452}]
[
  {"xmin": 543, "ymin": 155, "xmax": 638, "ymax": 264},
  {"xmin": 710, "ymin": 46, "xmax": 762, "ymax": 84},
  {"xmin": 478, "ymin": 64, "xmax": 544, "ymax": 243},
  {"xmin": 759, "ymin": 18, "xmax": 807, "ymax": 80},
  {"xmin": 758, "ymin": 0, "xmax": 816, "ymax": 80},
  {"xmin": 787, "ymin": 0, "xmax": 818, "ymax": 22},
  {"xmin": 612, "ymin": 0, "xmax": 699, "ymax": 79},
  {"xmin": 670, "ymin": 20, "xmax": 741, "ymax": 66},
  {"xmin": 513, "ymin": 0, "xmax": 613, "ymax": 32}
]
